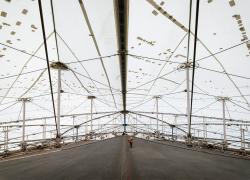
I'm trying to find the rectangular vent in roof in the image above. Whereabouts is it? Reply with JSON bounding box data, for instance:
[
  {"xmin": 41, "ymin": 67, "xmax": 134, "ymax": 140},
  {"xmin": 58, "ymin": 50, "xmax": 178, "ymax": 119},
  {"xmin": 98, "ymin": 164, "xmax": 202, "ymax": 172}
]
[
  {"xmin": 22, "ymin": 9, "xmax": 28, "ymax": 15},
  {"xmin": 1, "ymin": 11, "xmax": 7, "ymax": 17},
  {"xmin": 229, "ymin": 0, "xmax": 235, "ymax": 7}
]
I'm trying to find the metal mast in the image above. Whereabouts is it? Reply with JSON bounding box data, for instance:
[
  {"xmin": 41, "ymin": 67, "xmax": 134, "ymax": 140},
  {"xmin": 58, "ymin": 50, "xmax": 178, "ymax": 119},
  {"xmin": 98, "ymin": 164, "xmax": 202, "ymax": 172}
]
[
  {"xmin": 18, "ymin": 97, "xmax": 31, "ymax": 151},
  {"xmin": 87, "ymin": 96, "xmax": 96, "ymax": 132},
  {"xmin": 218, "ymin": 96, "xmax": 230, "ymax": 148},
  {"xmin": 114, "ymin": 0, "xmax": 129, "ymax": 133},
  {"xmin": 50, "ymin": 62, "xmax": 69, "ymax": 137}
]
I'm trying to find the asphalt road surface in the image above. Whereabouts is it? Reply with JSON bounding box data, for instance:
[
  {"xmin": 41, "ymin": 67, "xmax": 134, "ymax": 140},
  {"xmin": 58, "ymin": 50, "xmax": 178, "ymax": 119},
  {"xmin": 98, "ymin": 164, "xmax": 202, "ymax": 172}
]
[{"xmin": 0, "ymin": 136, "xmax": 250, "ymax": 180}]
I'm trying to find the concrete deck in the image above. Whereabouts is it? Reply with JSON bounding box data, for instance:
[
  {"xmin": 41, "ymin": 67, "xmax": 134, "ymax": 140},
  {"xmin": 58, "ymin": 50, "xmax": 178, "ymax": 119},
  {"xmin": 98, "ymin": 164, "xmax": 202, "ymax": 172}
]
[{"xmin": 0, "ymin": 136, "xmax": 249, "ymax": 180}]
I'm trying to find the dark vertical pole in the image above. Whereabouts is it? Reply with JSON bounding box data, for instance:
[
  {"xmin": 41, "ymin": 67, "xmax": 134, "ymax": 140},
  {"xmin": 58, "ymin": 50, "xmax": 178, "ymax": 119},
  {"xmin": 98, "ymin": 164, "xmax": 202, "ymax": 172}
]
[
  {"xmin": 189, "ymin": 0, "xmax": 200, "ymax": 133},
  {"xmin": 76, "ymin": 126, "xmax": 79, "ymax": 141},
  {"xmin": 114, "ymin": 0, "xmax": 129, "ymax": 133},
  {"xmin": 38, "ymin": 0, "xmax": 59, "ymax": 137},
  {"xmin": 171, "ymin": 126, "xmax": 174, "ymax": 141}
]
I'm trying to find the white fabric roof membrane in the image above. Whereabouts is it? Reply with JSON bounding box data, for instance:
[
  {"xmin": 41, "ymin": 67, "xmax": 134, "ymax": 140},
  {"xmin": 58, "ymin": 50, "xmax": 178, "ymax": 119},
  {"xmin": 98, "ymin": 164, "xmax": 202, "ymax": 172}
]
[{"xmin": 0, "ymin": 0, "xmax": 250, "ymax": 149}]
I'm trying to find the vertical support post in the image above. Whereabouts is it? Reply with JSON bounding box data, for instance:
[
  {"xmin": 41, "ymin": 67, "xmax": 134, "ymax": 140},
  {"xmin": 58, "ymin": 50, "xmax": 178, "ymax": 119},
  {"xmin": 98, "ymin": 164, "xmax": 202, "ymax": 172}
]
[
  {"xmin": 218, "ymin": 97, "xmax": 230, "ymax": 148},
  {"xmin": 156, "ymin": 97, "xmax": 159, "ymax": 131},
  {"xmin": 6, "ymin": 126, "xmax": 8, "ymax": 150},
  {"xmin": 242, "ymin": 128, "xmax": 245, "ymax": 149},
  {"xmin": 50, "ymin": 61, "xmax": 69, "ymax": 140},
  {"xmin": 76, "ymin": 126, "xmax": 79, "ymax": 142},
  {"xmin": 135, "ymin": 114, "xmax": 137, "ymax": 131},
  {"xmin": 3, "ymin": 127, "xmax": 7, "ymax": 150},
  {"xmin": 90, "ymin": 98, "xmax": 93, "ymax": 132},
  {"xmin": 43, "ymin": 118, "xmax": 46, "ymax": 139},
  {"xmin": 174, "ymin": 116, "xmax": 177, "ymax": 138},
  {"xmin": 161, "ymin": 114, "xmax": 164, "ymax": 135},
  {"xmin": 22, "ymin": 99, "xmax": 26, "ymax": 143},
  {"xmin": 124, "ymin": 113, "xmax": 126, "ymax": 133},
  {"xmin": 240, "ymin": 125, "xmax": 243, "ymax": 149},
  {"xmin": 114, "ymin": 0, "xmax": 128, "ymax": 134},
  {"xmin": 101, "ymin": 124, "xmax": 103, "ymax": 138},
  {"xmin": 87, "ymin": 96, "xmax": 96, "ymax": 133},
  {"xmin": 240, "ymin": 125, "xmax": 245, "ymax": 150},
  {"xmin": 57, "ymin": 68, "xmax": 61, "ymax": 136},
  {"xmin": 186, "ymin": 64, "xmax": 191, "ymax": 139},
  {"xmin": 153, "ymin": 95, "xmax": 160, "ymax": 132},
  {"xmin": 222, "ymin": 98, "xmax": 226, "ymax": 144},
  {"xmin": 3, "ymin": 126, "xmax": 9, "ymax": 150},
  {"xmin": 203, "ymin": 117, "xmax": 207, "ymax": 141},
  {"xmin": 177, "ymin": 62, "xmax": 193, "ymax": 146},
  {"xmin": 113, "ymin": 114, "xmax": 115, "ymax": 132},
  {"xmin": 2, "ymin": 127, "xmax": 5, "ymax": 150},
  {"xmin": 73, "ymin": 116, "xmax": 75, "ymax": 140},
  {"xmin": 172, "ymin": 126, "xmax": 174, "ymax": 141},
  {"xmin": 18, "ymin": 97, "xmax": 30, "ymax": 150},
  {"xmin": 217, "ymin": 96, "xmax": 229, "ymax": 148}
]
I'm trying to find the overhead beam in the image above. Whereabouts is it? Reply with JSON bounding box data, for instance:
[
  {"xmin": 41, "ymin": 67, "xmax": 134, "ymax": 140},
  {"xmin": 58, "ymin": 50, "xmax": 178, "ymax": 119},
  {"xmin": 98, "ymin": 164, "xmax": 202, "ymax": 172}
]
[
  {"xmin": 0, "ymin": 111, "xmax": 118, "ymax": 125},
  {"xmin": 114, "ymin": 0, "xmax": 129, "ymax": 132},
  {"xmin": 131, "ymin": 111, "xmax": 250, "ymax": 123}
]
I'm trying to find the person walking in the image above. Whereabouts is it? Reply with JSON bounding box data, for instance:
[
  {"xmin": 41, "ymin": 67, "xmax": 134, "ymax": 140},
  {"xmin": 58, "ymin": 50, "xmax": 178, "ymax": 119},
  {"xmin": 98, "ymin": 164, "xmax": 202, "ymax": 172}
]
[{"xmin": 128, "ymin": 137, "xmax": 133, "ymax": 148}]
